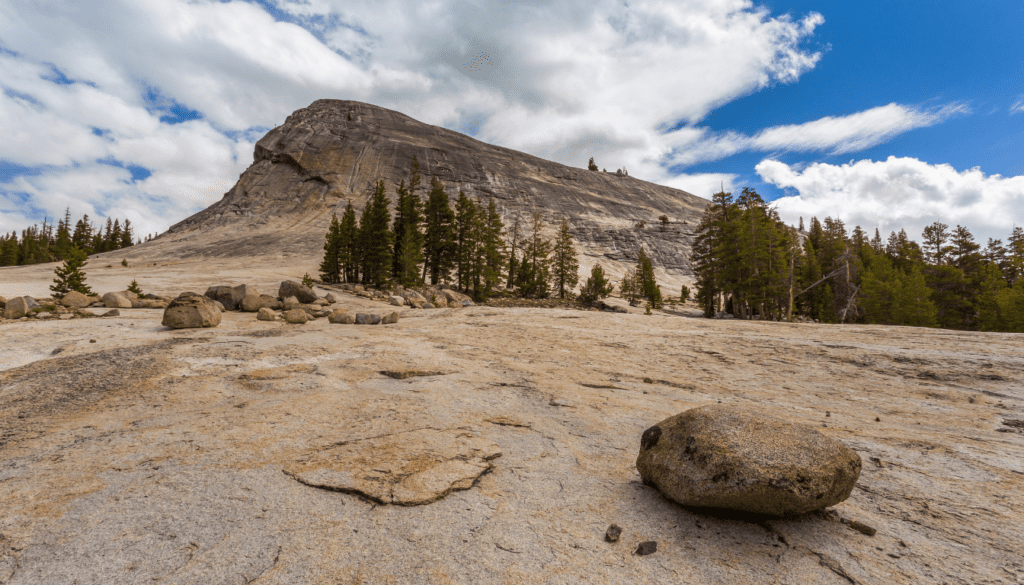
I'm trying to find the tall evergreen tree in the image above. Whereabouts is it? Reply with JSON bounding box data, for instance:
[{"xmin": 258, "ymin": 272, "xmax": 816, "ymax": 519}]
[
  {"xmin": 422, "ymin": 177, "xmax": 456, "ymax": 285},
  {"xmin": 358, "ymin": 181, "xmax": 394, "ymax": 288},
  {"xmin": 478, "ymin": 197, "xmax": 507, "ymax": 299},
  {"xmin": 54, "ymin": 208, "xmax": 72, "ymax": 260},
  {"xmin": 454, "ymin": 190, "xmax": 479, "ymax": 293},
  {"xmin": 551, "ymin": 217, "xmax": 580, "ymax": 299},
  {"xmin": 515, "ymin": 211, "xmax": 553, "ymax": 298},
  {"xmin": 339, "ymin": 201, "xmax": 359, "ymax": 283},
  {"xmin": 505, "ymin": 215, "xmax": 523, "ymax": 289},
  {"xmin": 120, "ymin": 219, "xmax": 134, "ymax": 249},
  {"xmin": 578, "ymin": 264, "xmax": 614, "ymax": 304},
  {"xmin": 635, "ymin": 246, "xmax": 662, "ymax": 308},
  {"xmin": 319, "ymin": 213, "xmax": 343, "ymax": 284}
]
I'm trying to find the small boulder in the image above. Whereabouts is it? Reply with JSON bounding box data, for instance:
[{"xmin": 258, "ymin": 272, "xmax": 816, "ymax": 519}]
[
  {"xmin": 461, "ymin": 299, "xmax": 474, "ymax": 307},
  {"xmin": 140, "ymin": 299, "xmax": 168, "ymax": 309},
  {"xmin": 102, "ymin": 292, "xmax": 133, "ymax": 309},
  {"xmin": 382, "ymin": 311, "xmax": 399, "ymax": 324},
  {"xmin": 4, "ymin": 297, "xmax": 32, "ymax": 319},
  {"xmin": 353, "ymin": 284, "xmax": 365, "ymax": 293},
  {"xmin": 283, "ymin": 296, "xmax": 301, "ymax": 311},
  {"xmin": 35, "ymin": 312, "xmax": 51, "ymax": 319},
  {"xmin": 204, "ymin": 284, "xmax": 248, "ymax": 311},
  {"xmin": 60, "ymin": 291, "xmax": 92, "ymax": 309},
  {"xmin": 278, "ymin": 281, "xmax": 318, "ymax": 304},
  {"xmin": 257, "ymin": 307, "xmax": 277, "ymax": 321},
  {"xmin": 388, "ymin": 295, "xmax": 405, "ymax": 306},
  {"xmin": 325, "ymin": 293, "xmax": 337, "ymax": 304},
  {"xmin": 355, "ymin": 313, "xmax": 381, "ymax": 325},
  {"xmin": 162, "ymin": 292, "xmax": 222, "ymax": 329},
  {"xmin": 101, "ymin": 309, "xmax": 120, "ymax": 318},
  {"xmin": 401, "ymin": 289, "xmax": 426, "ymax": 302},
  {"xmin": 636, "ymin": 404, "xmax": 862, "ymax": 517},
  {"xmin": 421, "ymin": 302, "xmax": 435, "ymax": 309},
  {"xmin": 282, "ymin": 309, "xmax": 309, "ymax": 324},
  {"xmin": 408, "ymin": 299, "xmax": 423, "ymax": 309},
  {"xmin": 313, "ymin": 298, "xmax": 330, "ymax": 306},
  {"xmin": 328, "ymin": 309, "xmax": 354, "ymax": 324},
  {"xmin": 240, "ymin": 294, "xmax": 263, "ymax": 312}
]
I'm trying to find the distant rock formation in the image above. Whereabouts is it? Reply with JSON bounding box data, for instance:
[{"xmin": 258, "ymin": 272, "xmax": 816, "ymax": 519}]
[{"xmin": 162, "ymin": 100, "xmax": 709, "ymax": 285}]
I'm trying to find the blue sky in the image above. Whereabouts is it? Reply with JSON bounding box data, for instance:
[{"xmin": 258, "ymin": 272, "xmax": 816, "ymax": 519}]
[{"xmin": 0, "ymin": 0, "xmax": 1022, "ymax": 244}]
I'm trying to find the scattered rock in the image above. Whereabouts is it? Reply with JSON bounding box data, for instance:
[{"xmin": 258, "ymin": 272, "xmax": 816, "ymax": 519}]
[
  {"xmin": 101, "ymin": 292, "xmax": 133, "ymax": 309},
  {"xmin": 382, "ymin": 311, "xmax": 399, "ymax": 324},
  {"xmin": 325, "ymin": 293, "xmax": 336, "ymax": 303},
  {"xmin": 389, "ymin": 295, "xmax": 405, "ymax": 306},
  {"xmin": 257, "ymin": 307, "xmax": 277, "ymax": 321},
  {"xmin": 204, "ymin": 284, "xmax": 248, "ymax": 311},
  {"xmin": 634, "ymin": 541, "xmax": 657, "ymax": 556},
  {"xmin": 713, "ymin": 311, "xmax": 734, "ymax": 319},
  {"xmin": 313, "ymin": 298, "xmax": 330, "ymax": 306},
  {"xmin": 422, "ymin": 302, "xmax": 435, "ymax": 309},
  {"xmin": 241, "ymin": 293, "xmax": 272, "ymax": 312},
  {"xmin": 381, "ymin": 370, "xmax": 445, "ymax": 379},
  {"xmin": 3, "ymin": 296, "xmax": 34, "ymax": 319},
  {"xmin": 35, "ymin": 312, "xmax": 51, "ymax": 319},
  {"xmin": 140, "ymin": 299, "xmax": 168, "ymax": 309},
  {"xmin": 635, "ymin": 404, "xmax": 862, "ymax": 517},
  {"xmin": 401, "ymin": 290, "xmax": 426, "ymax": 303},
  {"xmin": 282, "ymin": 309, "xmax": 309, "ymax": 324},
  {"xmin": 355, "ymin": 313, "xmax": 381, "ymax": 325},
  {"xmin": 101, "ymin": 309, "xmax": 120, "ymax": 318},
  {"xmin": 461, "ymin": 299, "xmax": 474, "ymax": 307},
  {"xmin": 352, "ymin": 284, "xmax": 365, "ymax": 293},
  {"xmin": 605, "ymin": 524, "xmax": 622, "ymax": 543},
  {"xmin": 328, "ymin": 309, "xmax": 355, "ymax": 324},
  {"xmin": 162, "ymin": 292, "xmax": 223, "ymax": 329},
  {"xmin": 279, "ymin": 280, "xmax": 318, "ymax": 304},
  {"xmin": 59, "ymin": 291, "xmax": 92, "ymax": 308},
  {"xmin": 283, "ymin": 296, "xmax": 301, "ymax": 311},
  {"xmin": 284, "ymin": 428, "xmax": 501, "ymax": 505},
  {"xmin": 845, "ymin": 519, "xmax": 877, "ymax": 536}
]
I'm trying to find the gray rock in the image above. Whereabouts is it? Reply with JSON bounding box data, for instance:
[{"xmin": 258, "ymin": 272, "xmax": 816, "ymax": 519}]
[
  {"xmin": 325, "ymin": 293, "xmax": 337, "ymax": 303},
  {"xmin": 355, "ymin": 313, "xmax": 381, "ymax": 325},
  {"xmin": 60, "ymin": 291, "xmax": 92, "ymax": 308},
  {"xmin": 282, "ymin": 296, "xmax": 301, "ymax": 311},
  {"xmin": 382, "ymin": 311, "xmax": 399, "ymax": 324},
  {"xmin": 162, "ymin": 292, "xmax": 222, "ymax": 329},
  {"xmin": 636, "ymin": 404, "xmax": 862, "ymax": 517},
  {"xmin": 204, "ymin": 284, "xmax": 248, "ymax": 311},
  {"xmin": 353, "ymin": 284, "xmax": 365, "ymax": 293},
  {"xmin": 35, "ymin": 312, "xmax": 51, "ymax": 319},
  {"xmin": 278, "ymin": 281, "xmax": 317, "ymax": 304},
  {"xmin": 401, "ymin": 289, "xmax": 426, "ymax": 302},
  {"xmin": 313, "ymin": 298, "xmax": 330, "ymax": 306},
  {"xmin": 461, "ymin": 299, "xmax": 474, "ymax": 307},
  {"xmin": 634, "ymin": 541, "xmax": 658, "ymax": 556},
  {"xmin": 605, "ymin": 524, "xmax": 622, "ymax": 543},
  {"xmin": 101, "ymin": 309, "xmax": 120, "ymax": 318},
  {"xmin": 388, "ymin": 295, "xmax": 405, "ymax": 306},
  {"xmin": 102, "ymin": 292, "xmax": 133, "ymax": 309},
  {"xmin": 327, "ymin": 309, "xmax": 354, "ymax": 324},
  {"xmin": 256, "ymin": 307, "xmax": 277, "ymax": 321},
  {"xmin": 421, "ymin": 302, "xmax": 435, "ymax": 310},
  {"xmin": 3, "ymin": 296, "xmax": 32, "ymax": 319},
  {"xmin": 281, "ymin": 309, "xmax": 309, "ymax": 324}
]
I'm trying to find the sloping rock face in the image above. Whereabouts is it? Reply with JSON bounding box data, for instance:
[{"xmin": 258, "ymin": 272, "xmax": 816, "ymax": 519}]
[{"xmin": 162, "ymin": 100, "xmax": 709, "ymax": 283}]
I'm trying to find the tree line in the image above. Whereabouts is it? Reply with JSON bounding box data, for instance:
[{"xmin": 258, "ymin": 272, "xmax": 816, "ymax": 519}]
[
  {"xmin": 0, "ymin": 208, "xmax": 144, "ymax": 267},
  {"xmin": 319, "ymin": 157, "xmax": 656, "ymax": 304},
  {"xmin": 690, "ymin": 188, "xmax": 1024, "ymax": 332}
]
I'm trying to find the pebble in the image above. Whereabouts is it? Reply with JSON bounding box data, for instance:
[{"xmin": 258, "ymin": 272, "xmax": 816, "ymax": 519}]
[
  {"xmin": 605, "ymin": 524, "xmax": 622, "ymax": 543},
  {"xmin": 634, "ymin": 541, "xmax": 657, "ymax": 556}
]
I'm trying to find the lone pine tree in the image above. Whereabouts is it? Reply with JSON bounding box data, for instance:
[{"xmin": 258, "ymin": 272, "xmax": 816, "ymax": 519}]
[
  {"xmin": 551, "ymin": 217, "xmax": 580, "ymax": 299},
  {"xmin": 50, "ymin": 245, "xmax": 92, "ymax": 297}
]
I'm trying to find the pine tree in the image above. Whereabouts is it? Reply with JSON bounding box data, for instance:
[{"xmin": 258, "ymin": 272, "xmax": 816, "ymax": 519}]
[
  {"xmin": 120, "ymin": 219, "xmax": 134, "ymax": 249},
  {"xmin": 551, "ymin": 217, "xmax": 580, "ymax": 299},
  {"xmin": 423, "ymin": 177, "xmax": 456, "ymax": 285},
  {"xmin": 505, "ymin": 215, "xmax": 523, "ymax": 289},
  {"xmin": 338, "ymin": 201, "xmax": 359, "ymax": 283},
  {"xmin": 922, "ymin": 221, "xmax": 951, "ymax": 265},
  {"xmin": 319, "ymin": 213, "xmax": 343, "ymax": 284},
  {"xmin": 359, "ymin": 181, "xmax": 394, "ymax": 288},
  {"xmin": 478, "ymin": 197, "xmax": 507, "ymax": 299},
  {"xmin": 72, "ymin": 215, "xmax": 93, "ymax": 253},
  {"xmin": 111, "ymin": 219, "xmax": 123, "ymax": 251},
  {"xmin": 54, "ymin": 208, "xmax": 72, "ymax": 260},
  {"xmin": 620, "ymin": 267, "xmax": 640, "ymax": 305},
  {"xmin": 454, "ymin": 190, "xmax": 479, "ymax": 293},
  {"xmin": 50, "ymin": 246, "xmax": 92, "ymax": 297},
  {"xmin": 635, "ymin": 246, "xmax": 661, "ymax": 308},
  {"xmin": 127, "ymin": 279, "xmax": 144, "ymax": 296},
  {"xmin": 587, "ymin": 157, "xmax": 598, "ymax": 171},
  {"xmin": 578, "ymin": 264, "xmax": 614, "ymax": 304},
  {"xmin": 515, "ymin": 211, "xmax": 553, "ymax": 298}
]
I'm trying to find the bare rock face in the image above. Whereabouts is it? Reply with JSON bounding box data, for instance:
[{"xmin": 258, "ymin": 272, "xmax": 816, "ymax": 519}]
[
  {"xmin": 284, "ymin": 429, "xmax": 501, "ymax": 506},
  {"xmin": 161, "ymin": 292, "xmax": 223, "ymax": 329},
  {"xmin": 162, "ymin": 100, "xmax": 709, "ymax": 286},
  {"xmin": 636, "ymin": 404, "xmax": 862, "ymax": 517},
  {"xmin": 278, "ymin": 281, "xmax": 318, "ymax": 304},
  {"xmin": 204, "ymin": 284, "xmax": 247, "ymax": 311},
  {"xmin": 59, "ymin": 291, "xmax": 92, "ymax": 308}
]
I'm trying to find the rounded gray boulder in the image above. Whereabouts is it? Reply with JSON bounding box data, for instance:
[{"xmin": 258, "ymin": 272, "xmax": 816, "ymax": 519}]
[
  {"xmin": 161, "ymin": 292, "xmax": 223, "ymax": 329},
  {"xmin": 636, "ymin": 404, "xmax": 862, "ymax": 517}
]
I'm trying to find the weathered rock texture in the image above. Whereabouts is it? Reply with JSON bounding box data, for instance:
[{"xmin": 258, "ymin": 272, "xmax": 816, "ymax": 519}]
[
  {"xmin": 58, "ymin": 291, "xmax": 92, "ymax": 309},
  {"xmin": 279, "ymin": 281, "xmax": 317, "ymax": 304},
  {"xmin": 160, "ymin": 100, "xmax": 708, "ymax": 289},
  {"xmin": 205, "ymin": 284, "xmax": 248, "ymax": 311},
  {"xmin": 101, "ymin": 292, "xmax": 132, "ymax": 309},
  {"xmin": 285, "ymin": 428, "xmax": 501, "ymax": 506},
  {"xmin": 636, "ymin": 404, "xmax": 862, "ymax": 516}
]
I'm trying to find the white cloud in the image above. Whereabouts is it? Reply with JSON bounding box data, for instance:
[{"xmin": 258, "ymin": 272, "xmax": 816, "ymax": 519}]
[
  {"xmin": 757, "ymin": 157, "xmax": 1024, "ymax": 244},
  {"xmin": 0, "ymin": 0, "xmax": 830, "ymax": 235},
  {"xmin": 664, "ymin": 103, "xmax": 967, "ymax": 168},
  {"xmin": 1011, "ymin": 99, "xmax": 1024, "ymax": 115}
]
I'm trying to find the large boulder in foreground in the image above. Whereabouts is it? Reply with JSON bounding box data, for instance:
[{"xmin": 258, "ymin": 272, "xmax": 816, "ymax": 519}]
[
  {"xmin": 636, "ymin": 404, "xmax": 861, "ymax": 517},
  {"xmin": 162, "ymin": 292, "xmax": 222, "ymax": 329},
  {"xmin": 279, "ymin": 281, "xmax": 317, "ymax": 304}
]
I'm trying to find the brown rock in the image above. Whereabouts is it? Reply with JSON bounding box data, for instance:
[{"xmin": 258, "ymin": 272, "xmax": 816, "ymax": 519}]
[
  {"xmin": 4, "ymin": 296, "xmax": 37, "ymax": 319},
  {"xmin": 204, "ymin": 284, "xmax": 248, "ymax": 311},
  {"xmin": 636, "ymin": 404, "xmax": 862, "ymax": 517},
  {"xmin": 101, "ymin": 292, "xmax": 133, "ymax": 309},
  {"xmin": 281, "ymin": 309, "xmax": 309, "ymax": 324},
  {"xmin": 161, "ymin": 292, "xmax": 222, "ymax": 329},
  {"xmin": 278, "ymin": 281, "xmax": 317, "ymax": 304},
  {"xmin": 382, "ymin": 311, "xmax": 399, "ymax": 324},
  {"xmin": 256, "ymin": 307, "xmax": 277, "ymax": 321},
  {"xmin": 327, "ymin": 309, "xmax": 354, "ymax": 324},
  {"xmin": 59, "ymin": 291, "xmax": 92, "ymax": 309}
]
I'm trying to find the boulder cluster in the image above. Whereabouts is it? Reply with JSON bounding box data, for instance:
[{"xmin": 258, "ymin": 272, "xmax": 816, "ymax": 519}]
[{"xmin": 1, "ymin": 289, "xmax": 172, "ymax": 321}]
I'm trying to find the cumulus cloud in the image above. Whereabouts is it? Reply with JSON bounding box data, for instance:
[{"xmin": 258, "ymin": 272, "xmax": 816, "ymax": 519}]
[
  {"xmin": 665, "ymin": 103, "xmax": 968, "ymax": 168},
  {"xmin": 757, "ymin": 157, "xmax": 1024, "ymax": 244},
  {"xmin": 0, "ymin": 0, "xmax": 828, "ymax": 234}
]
